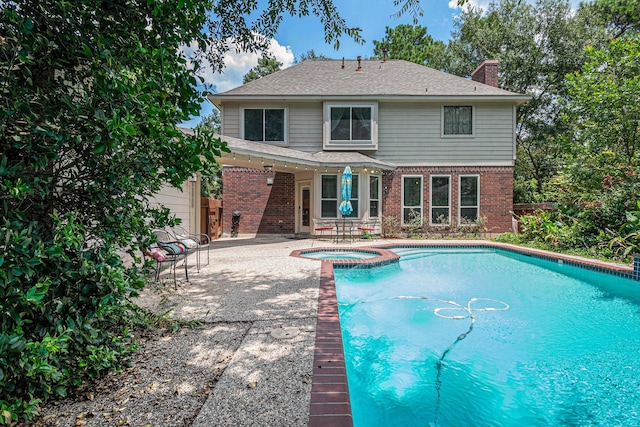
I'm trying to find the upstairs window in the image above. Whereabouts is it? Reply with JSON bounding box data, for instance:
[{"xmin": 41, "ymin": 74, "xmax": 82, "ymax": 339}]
[
  {"xmin": 443, "ymin": 106, "xmax": 473, "ymax": 136},
  {"xmin": 330, "ymin": 106, "xmax": 372, "ymax": 141},
  {"xmin": 243, "ymin": 108, "xmax": 285, "ymax": 142},
  {"xmin": 324, "ymin": 103, "xmax": 377, "ymax": 150}
]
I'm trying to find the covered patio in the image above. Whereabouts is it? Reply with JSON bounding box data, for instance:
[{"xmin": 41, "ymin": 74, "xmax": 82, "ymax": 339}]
[{"xmin": 214, "ymin": 134, "xmax": 395, "ymax": 238}]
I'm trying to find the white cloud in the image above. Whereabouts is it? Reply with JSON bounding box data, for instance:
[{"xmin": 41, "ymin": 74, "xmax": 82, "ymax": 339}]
[
  {"xmin": 448, "ymin": 0, "xmax": 492, "ymax": 13},
  {"xmin": 195, "ymin": 37, "xmax": 295, "ymax": 94},
  {"xmin": 179, "ymin": 36, "xmax": 295, "ymax": 126}
]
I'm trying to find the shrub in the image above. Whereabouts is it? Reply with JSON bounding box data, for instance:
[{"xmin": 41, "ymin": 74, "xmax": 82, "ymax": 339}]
[
  {"xmin": 0, "ymin": 214, "xmax": 145, "ymax": 422},
  {"xmin": 405, "ymin": 211, "xmax": 426, "ymax": 238},
  {"xmin": 382, "ymin": 215, "xmax": 402, "ymax": 238}
]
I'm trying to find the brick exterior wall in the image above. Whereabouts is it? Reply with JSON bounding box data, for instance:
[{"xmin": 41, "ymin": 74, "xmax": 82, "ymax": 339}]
[
  {"xmin": 223, "ymin": 166, "xmax": 513, "ymax": 235},
  {"xmin": 471, "ymin": 60, "xmax": 499, "ymax": 88},
  {"xmin": 222, "ymin": 167, "xmax": 295, "ymax": 236},
  {"xmin": 382, "ymin": 166, "xmax": 514, "ymax": 233}
]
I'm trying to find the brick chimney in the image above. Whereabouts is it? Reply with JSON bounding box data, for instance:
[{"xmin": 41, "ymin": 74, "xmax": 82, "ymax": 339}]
[{"xmin": 471, "ymin": 60, "xmax": 499, "ymax": 88}]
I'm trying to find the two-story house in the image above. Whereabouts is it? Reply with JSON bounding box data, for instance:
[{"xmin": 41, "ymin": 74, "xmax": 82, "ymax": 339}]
[{"xmin": 208, "ymin": 58, "xmax": 529, "ymax": 237}]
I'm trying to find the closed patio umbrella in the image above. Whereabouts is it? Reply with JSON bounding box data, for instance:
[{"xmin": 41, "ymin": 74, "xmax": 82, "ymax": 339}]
[{"xmin": 339, "ymin": 166, "xmax": 353, "ymax": 216}]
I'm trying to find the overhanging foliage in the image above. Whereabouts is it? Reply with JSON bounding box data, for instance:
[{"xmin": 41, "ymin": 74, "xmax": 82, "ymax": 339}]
[{"xmin": 0, "ymin": 0, "xmax": 364, "ymax": 422}]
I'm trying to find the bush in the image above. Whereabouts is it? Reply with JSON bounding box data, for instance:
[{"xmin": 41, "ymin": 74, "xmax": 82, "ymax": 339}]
[
  {"xmin": 382, "ymin": 215, "xmax": 402, "ymax": 238},
  {"xmin": 0, "ymin": 214, "xmax": 146, "ymax": 422}
]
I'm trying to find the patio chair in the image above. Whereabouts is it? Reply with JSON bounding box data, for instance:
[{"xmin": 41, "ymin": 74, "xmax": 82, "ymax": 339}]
[
  {"xmin": 150, "ymin": 228, "xmax": 189, "ymax": 286},
  {"xmin": 170, "ymin": 225, "xmax": 210, "ymax": 273},
  {"xmin": 143, "ymin": 243, "xmax": 178, "ymax": 285},
  {"xmin": 357, "ymin": 218, "xmax": 379, "ymax": 240},
  {"xmin": 313, "ymin": 218, "xmax": 335, "ymax": 242}
]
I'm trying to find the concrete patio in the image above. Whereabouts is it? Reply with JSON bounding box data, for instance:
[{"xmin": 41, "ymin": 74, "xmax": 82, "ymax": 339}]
[{"xmin": 138, "ymin": 236, "xmax": 383, "ymax": 426}]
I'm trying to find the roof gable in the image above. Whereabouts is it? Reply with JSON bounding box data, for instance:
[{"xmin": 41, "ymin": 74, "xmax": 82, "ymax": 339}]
[{"xmin": 213, "ymin": 59, "xmax": 524, "ymax": 98}]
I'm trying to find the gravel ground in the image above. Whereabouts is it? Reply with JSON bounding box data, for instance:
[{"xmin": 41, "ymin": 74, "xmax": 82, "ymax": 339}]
[{"xmin": 22, "ymin": 237, "xmax": 329, "ymax": 427}]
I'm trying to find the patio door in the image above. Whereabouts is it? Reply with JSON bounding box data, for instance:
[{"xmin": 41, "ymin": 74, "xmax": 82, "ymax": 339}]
[{"xmin": 298, "ymin": 182, "xmax": 311, "ymax": 234}]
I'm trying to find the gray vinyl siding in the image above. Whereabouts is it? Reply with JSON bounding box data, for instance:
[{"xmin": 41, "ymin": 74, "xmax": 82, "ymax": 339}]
[
  {"xmin": 221, "ymin": 100, "xmax": 515, "ymax": 166},
  {"xmin": 221, "ymin": 101, "xmax": 323, "ymax": 152},
  {"xmin": 222, "ymin": 103, "xmax": 240, "ymax": 137},
  {"xmin": 376, "ymin": 102, "xmax": 515, "ymax": 166},
  {"xmin": 287, "ymin": 102, "xmax": 323, "ymax": 152}
]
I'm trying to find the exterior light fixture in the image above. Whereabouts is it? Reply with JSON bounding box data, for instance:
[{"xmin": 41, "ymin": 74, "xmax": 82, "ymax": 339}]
[{"xmin": 263, "ymin": 165, "xmax": 273, "ymax": 171}]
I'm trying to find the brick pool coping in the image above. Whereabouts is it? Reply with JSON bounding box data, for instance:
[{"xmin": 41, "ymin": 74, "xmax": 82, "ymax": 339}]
[{"xmin": 291, "ymin": 241, "xmax": 635, "ymax": 427}]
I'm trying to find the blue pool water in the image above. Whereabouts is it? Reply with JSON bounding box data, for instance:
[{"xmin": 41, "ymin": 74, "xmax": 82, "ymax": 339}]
[{"xmin": 335, "ymin": 248, "xmax": 640, "ymax": 426}]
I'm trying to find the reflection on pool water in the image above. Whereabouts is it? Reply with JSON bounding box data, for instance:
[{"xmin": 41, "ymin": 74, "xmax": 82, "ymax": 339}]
[
  {"xmin": 336, "ymin": 248, "xmax": 640, "ymax": 427},
  {"xmin": 300, "ymin": 250, "xmax": 378, "ymax": 261}
]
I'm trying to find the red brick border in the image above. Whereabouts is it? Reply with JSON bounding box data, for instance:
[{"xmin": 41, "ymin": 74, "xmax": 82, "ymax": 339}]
[{"xmin": 308, "ymin": 261, "xmax": 353, "ymax": 427}]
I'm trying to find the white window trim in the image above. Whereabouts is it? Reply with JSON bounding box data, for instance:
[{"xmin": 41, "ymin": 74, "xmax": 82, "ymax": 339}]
[
  {"xmin": 323, "ymin": 102, "xmax": 378, "ymax": 150},
  {"xmin": 458, "ymin": 174, "xmax": 480, "ymax": 226},
  {"xmin": 320, "ymin": 174, "xmax": 338, "ymax": 218},
  {"xmin": 240, "ymin": 106, "xmax": 288, "ymax": 146},
  {"xmin": 369, "ymin": 174, "xmax": 382, "ymax": 218},
  {"xmin": 441, "ymin": 105, "xmax": 475, "ymax": 138},
  {"xmin": 402, "ymin": 175, "xmax": 423, "ymax": 225},
  {"xmin": 430, "ymin": 174, "xmax": 451, "ymax": 226}
]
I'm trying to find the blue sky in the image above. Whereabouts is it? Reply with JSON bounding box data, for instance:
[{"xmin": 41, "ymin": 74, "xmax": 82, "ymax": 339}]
[{"xmin": 273, "ymin": 0, "xmax": 459, "ymax": 59}]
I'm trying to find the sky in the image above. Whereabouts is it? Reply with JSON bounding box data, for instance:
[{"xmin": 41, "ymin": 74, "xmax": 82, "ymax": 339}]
[{"xmin": 181, "ymin": 0, "xmax": 576, "ymax": 127}]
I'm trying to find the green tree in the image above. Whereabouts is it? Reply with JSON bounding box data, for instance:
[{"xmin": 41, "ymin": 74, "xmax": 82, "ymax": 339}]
[
  {"xmin": 196, "ymin": 110, "xmax": 223, "ymax": 198},
  {"xmin": 243, "ymin": 55, "xmax": 283, "ymax": 83},
  {"xmin": 499, "ymin": 35, "xmax": 640, "ymax": 258},
  {"xmin": 0, "ymin": 0, "xmax": 364, "ymax": 422},
  {"xmin": 564, "ymin": 36, "xmax": 640, "ymax": 175},
  {"xmin": 296, "ymin": 49, "xmax": 330, "ymax": 62},
  {"xmin": 372, "ymin": 24, "xmax": 447, "ymax": 69},
  {"xmin": 198, "ymin": 109, "xmax": 222, "ymax": 134},
  {"xmin": 590, "ymin": 0, "xmax": 640, "ymax": 38},
  {"xmin": 445, "ymin": 0, "xmax": 611, "ymax": 202}
]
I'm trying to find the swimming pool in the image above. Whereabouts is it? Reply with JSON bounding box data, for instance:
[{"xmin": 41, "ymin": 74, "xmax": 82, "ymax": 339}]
[{"xmin": 335, "ymin": 248, "xmax": 640, "ymax": 426}]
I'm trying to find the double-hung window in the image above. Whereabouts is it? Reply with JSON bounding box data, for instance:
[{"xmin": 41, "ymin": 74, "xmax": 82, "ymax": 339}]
[
  {"xmin": 243, "ymin": 108, "xmax": 285, "ymax": 142},
  {"xmin": 443, "ymin": 106, "xmax": 473, "ymax": 136},
  {"xmin": 331, "ymin": 107, "xmax": 372, "ymax": 141},
  {"xmin": 369, "ymin": 175, "xmax": 381, "ymax": 218},
  {"xmin": 402, "ymin": 175, "xmax": 423, "ymax": 224},
  {"xmin": 459, "ymin": 175, "xmax": 479, "ymax": 224},
  {"xmin": 321, "ymin": 175, "xmax": 338, "ymax": 218},
  {"xmin": 324, "ymin": 103, "xmax": 377, "ymax": 150},
  {"xmin": 430, "ymin": 175, "xmax": 451, "ymax": 225}
]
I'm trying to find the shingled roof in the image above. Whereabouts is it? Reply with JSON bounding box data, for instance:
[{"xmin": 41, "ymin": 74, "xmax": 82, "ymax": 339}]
[{"xmin": 210, "ymin": 59, "xmax": 526, "ymax": 100}]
